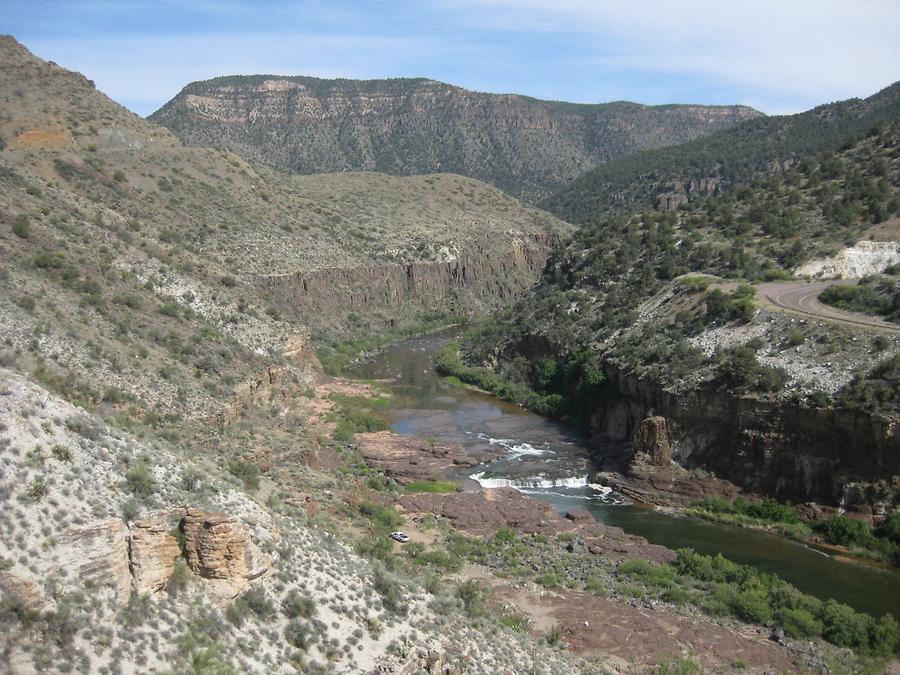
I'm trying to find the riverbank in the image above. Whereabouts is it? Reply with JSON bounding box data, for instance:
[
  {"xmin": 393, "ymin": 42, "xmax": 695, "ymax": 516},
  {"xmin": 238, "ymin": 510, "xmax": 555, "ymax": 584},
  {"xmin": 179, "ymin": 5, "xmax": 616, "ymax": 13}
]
[{"xmin": 317, "ymin": 375, "xmax": 898, "ymax": 672}]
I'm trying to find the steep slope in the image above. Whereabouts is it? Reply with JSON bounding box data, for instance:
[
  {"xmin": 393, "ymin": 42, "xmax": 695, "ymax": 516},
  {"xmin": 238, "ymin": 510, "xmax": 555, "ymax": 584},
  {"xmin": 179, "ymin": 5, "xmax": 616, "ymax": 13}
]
[
  {"xmin": 454, "ymin": 123, "xmax": 900, "ymax": 512},
  {"xmin": 0, "ymin": 36, "xmax": 591, "ymax": 674},
  {"xmin": 0, "ymin": 36, "xmax": 569, "ymax": 349},
  {"xmin": 543, "ymin": 82, "xmax": 900, "ymax": 223},
  {"xmin": 149, "ymin": 74, "xmax": 761, "ymax": 202}
]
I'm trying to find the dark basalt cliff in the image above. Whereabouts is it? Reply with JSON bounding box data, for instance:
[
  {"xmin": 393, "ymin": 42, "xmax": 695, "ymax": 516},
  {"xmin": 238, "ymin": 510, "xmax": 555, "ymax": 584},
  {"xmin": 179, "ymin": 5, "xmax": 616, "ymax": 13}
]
[
  {"xmin": 256, "ymin": 234, "xmax": 557, "ymax": 331},
  {"xmin": 149, "ymin": 75, "xmax": 761, "ymax": 202},
  {"xmin": 595, "ymin": 364, "xmax": 900, "ymax": 517}
]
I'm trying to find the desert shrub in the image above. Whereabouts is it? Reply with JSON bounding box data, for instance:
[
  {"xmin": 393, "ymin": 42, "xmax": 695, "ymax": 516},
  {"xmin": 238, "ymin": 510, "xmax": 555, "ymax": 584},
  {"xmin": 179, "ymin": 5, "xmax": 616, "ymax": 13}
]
[
  {"xmin": 457, "ymin": 579, "xmax": 484, "ymax": 617},
  {"xmin": 284, "ymin": 619, "xmax": 313, "ymax": 650},
  {"xmin": 125, "ymin": 461, "xmax": 155, "ymax": 497},
  {"xmin": 25, "ymin": 477, "xmax": 48, "ymax": 502},
  {"xmin": 50, "ymin": 444, "xmax": 73, "ymax": 462},
  {"xmin": 373, "ymin": 566, "xmax": 406, "ymax": 615},
  {"xmin": 226, "ymin": 459, "xmax": 260, "ymax": 492},
  {"xmin": 167, "ymin": 559, "xmax": 190, "ymax": 597},
  {"xmin": 283, "ymin": 590, "xmax": 316, "ymax": 619}
]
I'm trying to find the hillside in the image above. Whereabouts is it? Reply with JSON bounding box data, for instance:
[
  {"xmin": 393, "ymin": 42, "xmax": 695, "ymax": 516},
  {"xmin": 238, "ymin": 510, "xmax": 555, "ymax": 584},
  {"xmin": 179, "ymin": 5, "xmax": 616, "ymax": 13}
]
[
  {"xmin": 0, "ymin": 35, "xmax": 569, "ymax": 340},
  {"xmin": 543, "ymin": 82, "xmax": 900, "ymax": 223},
  {"xmin": 0, "ymin": 37, "xmax": 590, "ymax": 672},
  {"xmin": 149, "ymin": 74, "xmax": 761, "ymax": 202},
  {"xmin": 454, "ymin": 121, "xmax": 900, "ymax": 510}
]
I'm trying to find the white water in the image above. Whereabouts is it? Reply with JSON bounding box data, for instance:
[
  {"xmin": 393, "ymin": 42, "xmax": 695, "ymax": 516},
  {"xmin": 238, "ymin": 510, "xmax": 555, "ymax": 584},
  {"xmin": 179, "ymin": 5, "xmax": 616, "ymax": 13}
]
[
  {"xmin": 469, "ymin": 432, "xmax": 552, "ymax": 458},
  {"xmin": 469, "ymin": 472, "xmax": 588, "ymax": 489}
]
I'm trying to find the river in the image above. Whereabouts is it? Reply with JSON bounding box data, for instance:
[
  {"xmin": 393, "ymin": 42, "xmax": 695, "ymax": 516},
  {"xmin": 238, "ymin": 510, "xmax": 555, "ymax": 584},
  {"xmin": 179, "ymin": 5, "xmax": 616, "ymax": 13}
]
[{"xmin": 347, "ymin": 328, "xmax": 900, "ymax": 618}]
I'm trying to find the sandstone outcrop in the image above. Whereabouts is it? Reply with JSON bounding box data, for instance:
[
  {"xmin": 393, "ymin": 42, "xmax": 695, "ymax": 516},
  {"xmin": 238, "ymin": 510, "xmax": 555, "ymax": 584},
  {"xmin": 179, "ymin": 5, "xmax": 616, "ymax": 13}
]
[
  {"xmin": 53, "ymin": 519, "xmax": 131, "ymax": 599},
  {"xmin": 181, "ymin": 509, "xmax": 268, "ymax": 596},
  {"xmin": 0, "ymin": 569, "xmax": 45, "ymax": 611},
  {"xmin": 129, "ymin": 518, "xmax": 182, "ymax": 595},
  {"xmin": 356, "ymin": 431, "xmax": 475, "ymax": 485}
]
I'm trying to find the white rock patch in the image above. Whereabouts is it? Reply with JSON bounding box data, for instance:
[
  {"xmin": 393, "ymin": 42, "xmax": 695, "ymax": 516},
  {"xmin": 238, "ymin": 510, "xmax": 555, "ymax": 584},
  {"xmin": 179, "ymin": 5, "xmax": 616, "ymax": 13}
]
[{"xmin": 794, "ymin": 240, "xmax": 900, "ymax": 279}]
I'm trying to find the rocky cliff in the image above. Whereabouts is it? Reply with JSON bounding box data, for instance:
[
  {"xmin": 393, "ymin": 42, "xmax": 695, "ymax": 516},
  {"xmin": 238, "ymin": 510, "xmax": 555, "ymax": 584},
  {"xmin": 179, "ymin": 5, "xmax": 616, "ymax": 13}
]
[
  {"xmin": 594, "ymin": 364, "xmax": 899, "ymax": 518},
  {"xmin": 256, "ymin": 233, "xmax": 557, "ymax": 331},
  {"xmin": 149, "ymin": 74, "xmax": 761, "ymax": 202}
]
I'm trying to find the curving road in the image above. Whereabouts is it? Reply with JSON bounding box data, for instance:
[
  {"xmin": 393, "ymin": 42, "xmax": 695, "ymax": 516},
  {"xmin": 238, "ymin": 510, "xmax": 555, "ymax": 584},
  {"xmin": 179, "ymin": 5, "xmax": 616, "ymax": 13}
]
[{"xmin": 756, "ymin": 280, "xmax": 900, "ymax": 333}]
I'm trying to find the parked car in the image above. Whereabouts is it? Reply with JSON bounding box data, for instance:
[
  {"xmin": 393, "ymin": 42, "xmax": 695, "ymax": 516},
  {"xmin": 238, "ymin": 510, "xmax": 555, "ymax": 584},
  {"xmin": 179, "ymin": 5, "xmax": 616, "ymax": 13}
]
[{"xmin": 390, "ymin": 531, "xmax": 410, "ymax": 543}]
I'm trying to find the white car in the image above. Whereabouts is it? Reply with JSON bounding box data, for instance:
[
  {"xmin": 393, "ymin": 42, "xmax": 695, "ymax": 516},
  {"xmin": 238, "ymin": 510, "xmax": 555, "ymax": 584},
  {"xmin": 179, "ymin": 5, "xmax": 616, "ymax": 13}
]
[{"xmin": 390, "ymin": 531, "xmax": 410, "ymax": 543}]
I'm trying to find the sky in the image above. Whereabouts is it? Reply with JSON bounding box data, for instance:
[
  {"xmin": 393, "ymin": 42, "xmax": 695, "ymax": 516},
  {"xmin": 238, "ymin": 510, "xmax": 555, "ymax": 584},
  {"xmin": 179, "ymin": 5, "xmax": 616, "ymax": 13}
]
[{"xmin": 3, "ymin": 0, "xmax": 898, "ymax": 117}]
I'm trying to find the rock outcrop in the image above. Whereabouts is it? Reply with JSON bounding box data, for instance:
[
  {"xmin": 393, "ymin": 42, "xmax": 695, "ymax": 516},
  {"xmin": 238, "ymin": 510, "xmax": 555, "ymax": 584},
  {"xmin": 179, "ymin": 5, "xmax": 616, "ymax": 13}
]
[
  {"xmin": 53, "ymin": 519, "xmax": 132, "ymax": 599},
  {"xmin": 256, "ymin": 234, "xmax": 558, "ymax": 325},
  {"xmin": 595, "ymin": 363, "xmax": 900, "ymax": 515},
  {"xmin": 0, "ymin": 569, "xmax": 45, "ymax": 611},
  {"xmin": 356, "ymin": 431, "xmax": 479, "ymax": 485},
  {"xmin": 182, "ymin": 509, "xmax": 259, "ymax": 596},
  {"xmin": 129, "ymin": 518, "xmax": 182, "ymax": 595},
  {"xmin": 631, "ymin": 416, "xmax": 674, "ymax": 467}
]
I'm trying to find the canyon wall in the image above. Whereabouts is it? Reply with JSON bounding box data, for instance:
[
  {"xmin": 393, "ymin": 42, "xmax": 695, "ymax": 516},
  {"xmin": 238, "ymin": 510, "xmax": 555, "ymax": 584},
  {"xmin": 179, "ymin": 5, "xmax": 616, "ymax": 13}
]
[
  {"xmin": 594, "ymin": 364, "xmax": 900, "ymax": 516},
  {"xmin": 256, "ymin": 234, "xmax": 557, "ymax": 330}
]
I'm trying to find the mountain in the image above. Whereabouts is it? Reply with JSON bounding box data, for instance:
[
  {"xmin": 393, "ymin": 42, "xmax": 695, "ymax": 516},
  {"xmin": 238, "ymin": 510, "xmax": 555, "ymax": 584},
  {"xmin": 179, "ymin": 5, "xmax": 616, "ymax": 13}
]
[
  {"xmin": 454, "ymin": 121, "xmax": 900, "ymax": 510},
  {"xmin": 149, "ymin": 74, "xmax": 761, "ymax": 203},
  {"xmin": 542, "ymin": 82, "xmax": 900, "ymax": 223}
]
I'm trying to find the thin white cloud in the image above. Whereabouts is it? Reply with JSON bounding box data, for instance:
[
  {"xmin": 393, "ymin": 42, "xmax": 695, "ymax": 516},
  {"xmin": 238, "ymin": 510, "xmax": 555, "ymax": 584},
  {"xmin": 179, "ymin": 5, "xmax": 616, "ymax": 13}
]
[
  {"xmin": 439, "ymin": 0, "xmax": 900, "ymax": 107},
  {"xmin": 24, "ymin": 32, "xmax": 443, "ymax": 115}
]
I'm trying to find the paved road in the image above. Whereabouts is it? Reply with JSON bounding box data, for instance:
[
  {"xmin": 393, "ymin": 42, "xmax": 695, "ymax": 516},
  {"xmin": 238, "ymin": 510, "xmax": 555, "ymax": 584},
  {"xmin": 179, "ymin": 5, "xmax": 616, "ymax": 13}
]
[{"xmin": 756, "ymin": 280, "xmax": 900, "ymax": 333}]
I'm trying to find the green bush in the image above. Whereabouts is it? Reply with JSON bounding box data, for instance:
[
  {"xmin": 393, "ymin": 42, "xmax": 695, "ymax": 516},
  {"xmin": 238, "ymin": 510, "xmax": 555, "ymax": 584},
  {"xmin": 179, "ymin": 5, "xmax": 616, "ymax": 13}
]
[
  {"xmin": 818, "ymin": 515, "xmax": 872, "ymax": 547},
  {"xmin": 358, "ymin": 501, "xmax": 403, "ymax": 531},
  {"xmin": 125, "ymin": 461, "xmax": 155, "ymax": 497},
  {"xmin": 778, "ymin": 607, "xmax": 823, "ymax": 638},
  {"xmin": 227, "ymin": 459, "xmax": 260, "ymax": 492},
  {"xmin": 283, "ymin": 590, "xmax": 316, "ymax": 619},
  {"xmin": 11, "ymin": 214, "xmax": 30, "ymax": 238},
  {"xmin": 820, "ymin": 600, "xmax": 874, "ymax": 650},
  {"xmin": 733, "ymin": 588, "xmax": 773, "ymax": 624}
]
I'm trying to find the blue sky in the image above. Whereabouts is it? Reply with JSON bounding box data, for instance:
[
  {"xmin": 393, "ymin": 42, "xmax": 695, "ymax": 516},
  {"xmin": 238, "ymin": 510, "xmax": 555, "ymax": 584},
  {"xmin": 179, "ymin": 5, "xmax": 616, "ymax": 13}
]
[{"xmin": 3, "ymin": 0, "xmax": 898, "ymax": 117}]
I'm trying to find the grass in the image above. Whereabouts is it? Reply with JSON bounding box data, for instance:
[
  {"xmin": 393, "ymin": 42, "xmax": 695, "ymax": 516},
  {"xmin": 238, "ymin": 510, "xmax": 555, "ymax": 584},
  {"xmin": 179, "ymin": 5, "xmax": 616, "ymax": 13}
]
[{"xmin": 404, "ymin": 480, "xmax": 457, "ymax": 493}]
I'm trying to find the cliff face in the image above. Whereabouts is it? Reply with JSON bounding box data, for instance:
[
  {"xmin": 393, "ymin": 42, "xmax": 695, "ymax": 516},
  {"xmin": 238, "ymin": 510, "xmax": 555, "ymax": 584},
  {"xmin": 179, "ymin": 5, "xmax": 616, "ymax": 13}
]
[
  {"xmin": 149, "ymin": 75, "xmax": 761, "ymax": 202},
  {"xmin": 594, "ymin": 364, "xmax": 899, "ymax": 516},
  {"xmin": 256, "ymin": 234, "xmax": 557, "ymax": 331}
]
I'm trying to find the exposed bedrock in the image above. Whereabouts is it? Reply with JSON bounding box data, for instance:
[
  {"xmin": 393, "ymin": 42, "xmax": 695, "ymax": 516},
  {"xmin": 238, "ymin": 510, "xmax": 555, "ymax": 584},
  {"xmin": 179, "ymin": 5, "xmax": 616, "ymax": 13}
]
[
  {"xmin": 595, "ymin": 364, "xmax": 899, "ymax": 518},
  {"xmin": 254, "ymin": 234, "xmax": 557, "ymax": 328}
]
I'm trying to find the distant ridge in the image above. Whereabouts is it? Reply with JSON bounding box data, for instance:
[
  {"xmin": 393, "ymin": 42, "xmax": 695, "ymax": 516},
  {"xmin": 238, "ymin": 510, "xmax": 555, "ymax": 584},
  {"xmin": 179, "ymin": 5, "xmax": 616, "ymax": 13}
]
[
  {"xmin": 542, "ymin": 82, "xmax": 900, "ymax": 223},
  {"xmin": 149, "ymin": 74, "xmax": 761, "ymax": 203}
]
